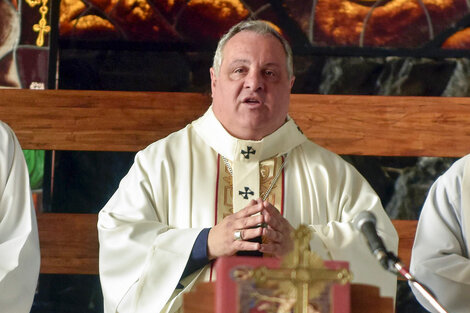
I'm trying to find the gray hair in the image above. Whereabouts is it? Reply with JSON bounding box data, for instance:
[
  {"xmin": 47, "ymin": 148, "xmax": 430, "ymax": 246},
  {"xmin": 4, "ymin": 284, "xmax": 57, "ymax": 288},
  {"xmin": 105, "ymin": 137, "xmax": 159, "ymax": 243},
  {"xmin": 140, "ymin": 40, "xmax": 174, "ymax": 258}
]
[{"xmin": 212, "ymin": 20, "xmax": 294, "ymax": 79}]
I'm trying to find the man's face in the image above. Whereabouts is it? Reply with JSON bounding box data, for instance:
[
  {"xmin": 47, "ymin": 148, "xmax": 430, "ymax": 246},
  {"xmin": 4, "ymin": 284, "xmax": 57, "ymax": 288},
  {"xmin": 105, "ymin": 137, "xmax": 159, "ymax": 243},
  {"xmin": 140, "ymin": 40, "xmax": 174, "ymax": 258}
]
[{"xmin": 210, "ymin": 31, "xmax": 295, "ymax": 140}]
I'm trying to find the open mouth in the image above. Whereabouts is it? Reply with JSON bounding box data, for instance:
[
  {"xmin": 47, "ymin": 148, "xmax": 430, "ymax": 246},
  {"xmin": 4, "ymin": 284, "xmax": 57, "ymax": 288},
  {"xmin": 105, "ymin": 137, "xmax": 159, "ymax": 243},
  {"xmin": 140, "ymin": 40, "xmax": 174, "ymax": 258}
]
[{"xmin": 243, "ymin": 97, "xmax": 261, "ymax": 105}]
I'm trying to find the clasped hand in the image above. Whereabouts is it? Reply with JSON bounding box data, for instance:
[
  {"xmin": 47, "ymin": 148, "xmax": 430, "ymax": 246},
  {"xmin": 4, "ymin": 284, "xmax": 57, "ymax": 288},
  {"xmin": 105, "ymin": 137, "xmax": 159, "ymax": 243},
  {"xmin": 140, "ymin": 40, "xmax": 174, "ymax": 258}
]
[{"xmin": 207, "ymin": 199, "xmax": 294, "ymax": 259}]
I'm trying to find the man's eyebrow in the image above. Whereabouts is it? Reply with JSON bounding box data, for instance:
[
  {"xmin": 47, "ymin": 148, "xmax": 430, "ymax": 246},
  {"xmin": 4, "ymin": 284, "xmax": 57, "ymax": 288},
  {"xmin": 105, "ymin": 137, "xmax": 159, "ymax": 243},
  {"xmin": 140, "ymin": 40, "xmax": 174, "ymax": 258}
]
[
  {"xmin": 228, "ymin": 59, "xmax": 250, "ymax": 66},
  {"xmin": 228, "ymin": 60, "xmax": 281, "ymax": 68},
  {"xmin": 263, "ymin": 62, "xmax": 281, "ymax": 68}
]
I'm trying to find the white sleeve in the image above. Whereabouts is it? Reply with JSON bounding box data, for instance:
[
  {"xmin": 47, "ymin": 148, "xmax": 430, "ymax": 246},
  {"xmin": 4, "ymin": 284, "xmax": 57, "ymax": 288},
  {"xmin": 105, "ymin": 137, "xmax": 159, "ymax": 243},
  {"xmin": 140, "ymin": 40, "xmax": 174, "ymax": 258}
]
[
  {"xmin": 0, "ymin": 121, "xmax": 40, "ymax": 313},
  {"xmin": 410, "ymin": 158, "xmax": 470, "ymax": 313},
  {"xmin": 286, "ymin": 147, "xmax": 398, "ymax": 300},
  {"xmin": 310, "ymin": 162, "xmax": 398, "ymax": 300},
  {"xmin": 98, "ymin": 150, "xmax": 203, "ymax": 313}
]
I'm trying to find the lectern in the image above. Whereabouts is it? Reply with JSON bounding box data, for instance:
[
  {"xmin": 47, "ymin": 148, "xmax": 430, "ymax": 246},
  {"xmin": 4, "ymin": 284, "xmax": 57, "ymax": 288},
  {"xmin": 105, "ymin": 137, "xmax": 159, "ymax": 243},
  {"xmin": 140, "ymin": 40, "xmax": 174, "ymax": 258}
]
[{"xmin": 184, "ymin": 226, "xmax": 393, "ymax": 313}]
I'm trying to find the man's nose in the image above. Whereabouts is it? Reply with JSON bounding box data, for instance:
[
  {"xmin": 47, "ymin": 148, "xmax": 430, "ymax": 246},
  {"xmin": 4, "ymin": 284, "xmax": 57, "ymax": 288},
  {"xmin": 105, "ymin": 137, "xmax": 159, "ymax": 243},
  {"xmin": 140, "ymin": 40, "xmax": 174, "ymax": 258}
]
[{"xmin": 244, "ymin": 71, "xmax": 264, "ymax": 91}]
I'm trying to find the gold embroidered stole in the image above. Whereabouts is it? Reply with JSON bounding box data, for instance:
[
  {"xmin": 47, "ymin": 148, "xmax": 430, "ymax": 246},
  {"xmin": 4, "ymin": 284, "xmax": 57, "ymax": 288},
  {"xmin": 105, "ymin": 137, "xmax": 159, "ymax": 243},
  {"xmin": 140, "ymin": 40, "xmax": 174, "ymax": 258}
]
[{"xmin": 216, "ymin": 155, "xmax": 284, "ymax": 223}]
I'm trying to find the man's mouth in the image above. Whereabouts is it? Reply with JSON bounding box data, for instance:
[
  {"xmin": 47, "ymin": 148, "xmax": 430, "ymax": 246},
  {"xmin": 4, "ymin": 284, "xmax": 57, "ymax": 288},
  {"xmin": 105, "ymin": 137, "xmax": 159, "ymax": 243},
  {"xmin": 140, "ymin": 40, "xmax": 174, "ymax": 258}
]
[{"xmin": 243, "ymin": 97, "xmax": 261, "ymax": 104}]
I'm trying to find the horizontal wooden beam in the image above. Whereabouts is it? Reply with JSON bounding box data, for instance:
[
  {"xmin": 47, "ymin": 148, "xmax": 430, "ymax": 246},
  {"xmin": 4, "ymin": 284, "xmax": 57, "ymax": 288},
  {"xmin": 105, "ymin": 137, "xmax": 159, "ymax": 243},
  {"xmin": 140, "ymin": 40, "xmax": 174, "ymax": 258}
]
[
  {"xmin": 289, "ymin": 94, "xmax": 470, "ymax": 157},
  {"xmin": 37, "ymin": 212, "xmax": 415, "ymax": 276},
  {"xmin": 2, "ymin": 89, "xmax": 470, "ymax": 156},
  {"xmin": 391, "ymin": 219, "xmax": 417, "ymax": 276},
  {"xmin": 0, "ymin": 89, "xmax": 210, "ymax": 152},
  {"xmin": 37, "ymin": 213, "xmax": 99, "ymax": 274}
]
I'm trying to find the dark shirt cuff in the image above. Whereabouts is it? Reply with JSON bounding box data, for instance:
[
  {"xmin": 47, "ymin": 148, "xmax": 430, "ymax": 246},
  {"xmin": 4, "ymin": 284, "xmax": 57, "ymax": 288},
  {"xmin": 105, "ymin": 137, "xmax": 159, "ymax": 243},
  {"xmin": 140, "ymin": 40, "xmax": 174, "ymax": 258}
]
[{"xmin": 178, "ymin": 228, "xmax": 211, "ymax": 287}]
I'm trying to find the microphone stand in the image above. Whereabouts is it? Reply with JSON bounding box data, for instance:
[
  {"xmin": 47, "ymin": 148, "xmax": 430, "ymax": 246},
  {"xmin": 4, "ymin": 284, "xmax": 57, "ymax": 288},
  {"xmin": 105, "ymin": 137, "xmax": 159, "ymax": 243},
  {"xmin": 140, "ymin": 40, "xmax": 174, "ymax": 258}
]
[
  {"xmin": 383, "ymin": 252, "xmax": 448, "ymax": 313},
  {"xmin": 355, "ymin": 211, "xmax": 448, "ymax": 313}
]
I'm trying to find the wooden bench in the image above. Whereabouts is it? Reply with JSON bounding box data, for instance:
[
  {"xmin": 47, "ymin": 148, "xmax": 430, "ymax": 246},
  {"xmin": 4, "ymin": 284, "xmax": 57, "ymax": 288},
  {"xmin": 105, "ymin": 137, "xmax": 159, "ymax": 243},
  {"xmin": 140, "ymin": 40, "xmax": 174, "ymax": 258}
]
[{"xmin": 3, "ymin": 89, "xmax": 470, "ymax": 275}]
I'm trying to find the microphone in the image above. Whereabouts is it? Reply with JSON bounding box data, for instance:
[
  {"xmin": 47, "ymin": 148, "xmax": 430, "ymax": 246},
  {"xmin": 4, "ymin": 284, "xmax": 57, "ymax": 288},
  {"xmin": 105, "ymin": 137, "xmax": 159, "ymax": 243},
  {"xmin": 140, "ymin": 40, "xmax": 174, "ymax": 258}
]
[
  {"xmin": 354, "ymin": 211, "xmax": 391, "ymax": 270},
  {"xmin": 355, "ymin": 211, "xmax": 449, "ymax": 312}
]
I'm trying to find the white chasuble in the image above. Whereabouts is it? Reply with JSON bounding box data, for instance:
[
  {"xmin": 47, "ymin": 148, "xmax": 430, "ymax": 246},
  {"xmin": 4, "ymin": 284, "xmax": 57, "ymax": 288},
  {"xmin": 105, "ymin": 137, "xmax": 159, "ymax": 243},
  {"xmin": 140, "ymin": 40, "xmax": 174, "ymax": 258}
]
[
  {"xmin": 98, "ymin": 107, "xmax": 398, "ymax": 313},
  {"xmin": 0, "ymin": 121, "xmax": 40, "ymax": 313}
]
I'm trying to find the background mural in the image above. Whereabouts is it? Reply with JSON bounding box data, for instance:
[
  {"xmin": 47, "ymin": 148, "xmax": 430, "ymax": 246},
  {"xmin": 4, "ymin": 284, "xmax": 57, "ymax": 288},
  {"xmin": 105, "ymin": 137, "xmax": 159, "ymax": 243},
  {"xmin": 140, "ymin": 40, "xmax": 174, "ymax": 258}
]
[{"xmin": 58, "ymin": 0, "xmax": 470, "ymax": 49}]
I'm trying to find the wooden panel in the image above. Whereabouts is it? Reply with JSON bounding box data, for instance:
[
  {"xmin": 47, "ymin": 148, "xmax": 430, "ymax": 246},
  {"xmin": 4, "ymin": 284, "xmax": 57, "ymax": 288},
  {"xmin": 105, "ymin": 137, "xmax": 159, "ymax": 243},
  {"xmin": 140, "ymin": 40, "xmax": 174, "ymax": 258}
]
[
  {"xmin": 392, "ymin": 219, "xmax": 417, "ymax": 268},
  {"xmin": 0, "ymin": 89, "xmax": 211, "ymax": 152},
  {"xmin": 290, "ymin": 94, "xmax": 470, "ymax": 157},
  {"xmin": 36, "ymin": 212, "xmax": 414, "ymax": 276},
  {"xmin": 183, "ymin": 282, "xmax": 215, "ymax": 313},
  {"xmin": 351, "ymin": 284, "xmax": 393, "ymax": 313},
  {"xmin": 2, "ymin": 89, "xmax": 470, "ymax": 156},
  {"xmin": 37, "ymin": 213, "xmax": 99, "ymax": 274}
]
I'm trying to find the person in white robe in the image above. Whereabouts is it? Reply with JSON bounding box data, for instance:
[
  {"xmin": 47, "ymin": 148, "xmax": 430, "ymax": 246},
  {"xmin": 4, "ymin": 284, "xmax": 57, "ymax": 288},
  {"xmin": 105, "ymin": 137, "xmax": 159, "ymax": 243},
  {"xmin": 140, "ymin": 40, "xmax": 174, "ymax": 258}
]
[
  {"xmin": 0, "ymin": 121, "xmax": 40, "ymax": 312},
  {"xmin": 410, "ymin": 155, "xmax": 470, "ymax": 312},
  {"xmin": 98, "ymin": 20, "xmax": 398, "ymax": 313}
]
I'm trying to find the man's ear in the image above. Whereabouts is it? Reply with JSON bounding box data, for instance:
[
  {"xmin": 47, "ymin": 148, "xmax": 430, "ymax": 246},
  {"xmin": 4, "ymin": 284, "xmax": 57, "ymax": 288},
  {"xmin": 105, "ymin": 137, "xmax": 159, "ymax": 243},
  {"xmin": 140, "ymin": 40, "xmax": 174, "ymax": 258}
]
[
  {"xmin": 290, "ymin": 75, "xmax": 295, "ymax": 90},
  {"xmin": 210, "ymin": 67, "xmax": 217, "ymax": 94}
]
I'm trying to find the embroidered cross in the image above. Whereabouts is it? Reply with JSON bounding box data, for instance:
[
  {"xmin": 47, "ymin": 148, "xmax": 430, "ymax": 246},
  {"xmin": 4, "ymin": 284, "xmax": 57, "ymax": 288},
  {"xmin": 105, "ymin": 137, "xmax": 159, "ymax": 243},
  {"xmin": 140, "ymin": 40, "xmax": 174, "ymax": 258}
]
[
  {"xmin": 239, "ymin": 225, "xmax": 352, "ymax": 313},
  {"xmin": 239, "ymin": 187, "xmax": 254, "ymax": 199},
  {"xmin": 241, "ymin": 146, "xmax": 256, "ymax": 159}
]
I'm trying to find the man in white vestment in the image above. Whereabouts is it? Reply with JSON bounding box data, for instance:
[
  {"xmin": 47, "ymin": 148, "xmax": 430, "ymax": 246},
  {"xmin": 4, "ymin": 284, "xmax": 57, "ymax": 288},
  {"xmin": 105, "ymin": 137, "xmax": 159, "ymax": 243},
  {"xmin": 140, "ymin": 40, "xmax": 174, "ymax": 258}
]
[
  {"xmin": 410, "ymin": 155, "xmax": 470, "ymax": 312},
  {"xmin": 0, "ymin": 121, "xmax": 40, "ymax": 312},
  {"xmin": 98, "ymin": 20, "xmax": 398, "ymax": 313}
]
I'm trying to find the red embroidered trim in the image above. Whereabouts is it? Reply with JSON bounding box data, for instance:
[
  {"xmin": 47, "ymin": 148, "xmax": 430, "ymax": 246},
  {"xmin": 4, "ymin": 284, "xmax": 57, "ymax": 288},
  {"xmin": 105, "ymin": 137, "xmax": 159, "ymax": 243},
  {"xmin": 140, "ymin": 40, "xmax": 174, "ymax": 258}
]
[
  {"xmin": 281, "ymin": 155, "xmax": 285, "ymax": 216},
  {"xmin": 210, "ymin": 154, "xmax": 221, "ymax": 282}
]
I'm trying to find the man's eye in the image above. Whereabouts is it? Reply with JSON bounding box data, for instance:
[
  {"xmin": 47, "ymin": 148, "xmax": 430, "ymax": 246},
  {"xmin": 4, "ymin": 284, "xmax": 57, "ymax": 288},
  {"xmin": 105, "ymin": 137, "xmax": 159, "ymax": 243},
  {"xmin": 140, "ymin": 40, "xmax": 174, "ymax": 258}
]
[
  {"xmin": 234, "ymin": 68, "xmax": 245, "ymax": 74},
  {"xmin": 265, "ymin": 70, "xmax": 275, "ymax": 77}
]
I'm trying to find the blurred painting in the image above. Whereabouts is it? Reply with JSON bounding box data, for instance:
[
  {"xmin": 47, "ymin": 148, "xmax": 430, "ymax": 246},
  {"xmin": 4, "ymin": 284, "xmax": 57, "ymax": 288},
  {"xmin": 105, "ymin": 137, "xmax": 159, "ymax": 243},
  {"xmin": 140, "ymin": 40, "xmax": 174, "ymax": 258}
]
[
  {"xmin": 59, "ymin": 0, "xmax": 470, "ymax": 50},
  {"xmin": 0, "ymin": 0, "xmax": 51, "ymax": 89}
]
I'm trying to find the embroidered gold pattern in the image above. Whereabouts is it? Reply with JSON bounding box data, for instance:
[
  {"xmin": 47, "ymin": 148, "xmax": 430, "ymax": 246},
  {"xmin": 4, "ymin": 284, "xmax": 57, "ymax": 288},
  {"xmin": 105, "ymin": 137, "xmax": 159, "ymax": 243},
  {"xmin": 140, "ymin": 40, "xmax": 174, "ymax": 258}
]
[
  {"xmin": 222, "ymin": 165, "xmax": 233, "ymax": 220},
  {"xmin": 217, "ymin": 156, "xmax": 283, "ymax": 224}
]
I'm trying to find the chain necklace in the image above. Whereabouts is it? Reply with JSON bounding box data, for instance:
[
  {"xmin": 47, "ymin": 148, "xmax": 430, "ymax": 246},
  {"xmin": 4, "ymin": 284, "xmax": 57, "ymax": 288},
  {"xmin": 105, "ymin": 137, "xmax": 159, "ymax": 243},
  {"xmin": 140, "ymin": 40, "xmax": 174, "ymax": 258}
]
[{"xmin": 222, "ymin": 154, "xmax": 289, "ymax": 201}]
